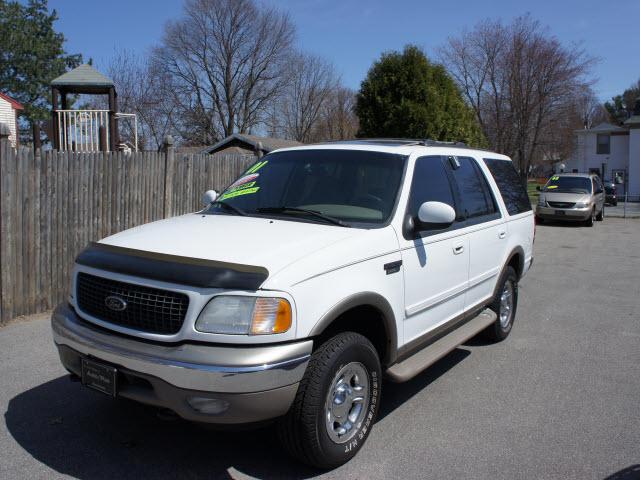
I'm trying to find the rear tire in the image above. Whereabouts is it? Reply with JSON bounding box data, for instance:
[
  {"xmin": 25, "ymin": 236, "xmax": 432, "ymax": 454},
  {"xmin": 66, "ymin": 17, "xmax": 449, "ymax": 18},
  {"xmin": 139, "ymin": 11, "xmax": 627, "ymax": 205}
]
[
  {"xmin": 277, "ymin": 332, "xmax": 381, "ymax": 469},
  {"xmin": 485, "ymin": 266, "xmax": 518, "ymax": 342}
]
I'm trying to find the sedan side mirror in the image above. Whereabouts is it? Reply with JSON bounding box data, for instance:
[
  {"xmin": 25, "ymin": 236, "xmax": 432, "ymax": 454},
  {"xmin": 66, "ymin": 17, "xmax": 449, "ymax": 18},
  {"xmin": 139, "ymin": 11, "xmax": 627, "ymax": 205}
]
[
  {"xmin": 417, "ymin": 201, "xmax": 456, "ymax": 227},
  {"xmin": 536, "ymin": 185, "xmax": 541, "ymax": 191},
  {"xmin": 202, "ymin": 190, "xmax": 217, "ymax": 205}
]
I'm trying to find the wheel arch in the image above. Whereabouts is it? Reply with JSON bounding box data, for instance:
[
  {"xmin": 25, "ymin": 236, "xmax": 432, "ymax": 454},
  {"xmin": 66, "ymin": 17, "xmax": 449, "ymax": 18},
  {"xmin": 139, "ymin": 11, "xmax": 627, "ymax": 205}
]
[
  {"xmin": 490, "ymin": 246, "xmax": 525, "ymax": 302},
  {"xmin": 505, "ymin": 246, "xmax": 525, "ymax": 279},
  {"xmin": 308, "ymin": 292, "xmax": 398, "ymax": 366}
]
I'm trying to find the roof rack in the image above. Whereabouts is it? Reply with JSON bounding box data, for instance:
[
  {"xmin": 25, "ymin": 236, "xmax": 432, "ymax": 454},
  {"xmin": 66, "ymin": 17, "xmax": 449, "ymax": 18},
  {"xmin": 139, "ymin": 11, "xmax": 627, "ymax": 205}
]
[
  {"xmin": 421, "ymin": 139, "xmax": 467, "ymax": 147},
  {"xmin": 321, "ymin": 138, "xmax": 468, "ymax": 147}
]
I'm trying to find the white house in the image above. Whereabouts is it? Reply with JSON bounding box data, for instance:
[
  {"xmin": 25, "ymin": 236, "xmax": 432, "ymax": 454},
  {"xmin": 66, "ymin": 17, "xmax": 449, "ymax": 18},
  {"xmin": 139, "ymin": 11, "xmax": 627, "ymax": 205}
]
[
  {"xmin": 0, "ymin": 92, "xmax": 24, "ymax": 147},
  {"xmin": 562, "ymin": 101, "xmax": 640, "ymax": 198}
]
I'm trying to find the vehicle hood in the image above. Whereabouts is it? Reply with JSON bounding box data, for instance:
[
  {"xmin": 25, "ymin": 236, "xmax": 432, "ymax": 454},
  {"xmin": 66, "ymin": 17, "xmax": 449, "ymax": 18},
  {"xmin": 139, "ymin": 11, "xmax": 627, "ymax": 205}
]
[
  {"xmin": 98, "ymin": 213, "xmax": 396, "ymax": 288},
  {"xmin": 542, "ymin": 191, "xmax": 591, "ymax": 203}
]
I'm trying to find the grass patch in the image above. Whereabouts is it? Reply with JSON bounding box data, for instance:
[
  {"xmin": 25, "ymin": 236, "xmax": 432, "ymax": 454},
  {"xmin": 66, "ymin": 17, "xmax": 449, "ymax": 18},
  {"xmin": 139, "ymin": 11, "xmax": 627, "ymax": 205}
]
[{"xmin": 527, "ymin": 181, "xmax": 544, "ymax": 206}]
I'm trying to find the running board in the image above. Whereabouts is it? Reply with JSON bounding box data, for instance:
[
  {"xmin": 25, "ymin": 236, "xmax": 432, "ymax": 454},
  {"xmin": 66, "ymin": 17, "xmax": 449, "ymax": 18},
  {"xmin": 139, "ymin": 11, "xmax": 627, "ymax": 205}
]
[{"xmin": 386, "ymin": 308, "xmax": 497, "ymax": 383}]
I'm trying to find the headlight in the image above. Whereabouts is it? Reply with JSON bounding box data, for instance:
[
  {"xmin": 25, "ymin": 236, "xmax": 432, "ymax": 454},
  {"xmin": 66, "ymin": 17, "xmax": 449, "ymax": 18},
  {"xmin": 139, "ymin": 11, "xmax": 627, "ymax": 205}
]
[
  {"xmin": 574, "ymin": 202, "xmax": 589, "ymax": 208},
  {"xmin": 195, "ymin": 296, "xmax": 292, "ymax": 335},
  {"xmin": 537, "ymin": 197, "xmax": 545, "ymax": 206}
]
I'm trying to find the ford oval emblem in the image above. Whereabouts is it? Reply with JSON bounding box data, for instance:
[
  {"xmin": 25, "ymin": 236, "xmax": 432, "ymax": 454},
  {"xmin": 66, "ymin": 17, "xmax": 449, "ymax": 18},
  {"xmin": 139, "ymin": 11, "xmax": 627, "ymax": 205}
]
[{"xmin": 105, "ymin": 295, "xmax": 127, "ymax": 312}]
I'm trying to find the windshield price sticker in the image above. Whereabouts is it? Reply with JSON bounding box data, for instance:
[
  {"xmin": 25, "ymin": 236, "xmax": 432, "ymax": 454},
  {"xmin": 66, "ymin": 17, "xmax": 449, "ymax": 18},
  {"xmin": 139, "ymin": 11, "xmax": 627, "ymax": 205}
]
[
  {"xmin": 218, "ymin": 161, "xmax": 269, "ymax": 201},
  {"xmin": 219, "ymin": 187, "xmax": 259, "ymax": 200}
]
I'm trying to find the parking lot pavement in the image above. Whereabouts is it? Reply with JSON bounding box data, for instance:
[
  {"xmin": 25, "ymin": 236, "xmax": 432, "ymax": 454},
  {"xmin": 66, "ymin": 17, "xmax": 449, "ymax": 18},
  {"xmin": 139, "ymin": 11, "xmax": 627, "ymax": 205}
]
[
  {"xmin": 605, "ymin": 202, "xmax": 640, "ymax": 218},
  {"xmin": 1, "ymin": 218, "xmax": 639, "ymax": 480}
]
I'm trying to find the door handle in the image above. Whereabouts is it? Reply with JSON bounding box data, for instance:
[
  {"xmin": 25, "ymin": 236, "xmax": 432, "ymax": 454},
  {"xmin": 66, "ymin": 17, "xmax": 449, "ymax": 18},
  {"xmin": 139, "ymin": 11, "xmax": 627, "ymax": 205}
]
[
  {"xmin": 498, "ymin": 231, "xmax": 507, "ymax": 239},
  {"xmin": 453, "ymin": 244, "xmax": 465, "ymax": 255}
]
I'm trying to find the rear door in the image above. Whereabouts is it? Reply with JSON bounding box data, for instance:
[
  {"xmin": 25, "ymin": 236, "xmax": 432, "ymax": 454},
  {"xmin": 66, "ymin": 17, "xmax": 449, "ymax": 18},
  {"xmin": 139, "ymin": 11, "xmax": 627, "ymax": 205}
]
[
  {"xmin": 399, "ymin": 156, "xmax": 469, "ymax": 347},
  {"xmin": 449, "ymin": 156, "xmax": 506, "ymax": 311}
]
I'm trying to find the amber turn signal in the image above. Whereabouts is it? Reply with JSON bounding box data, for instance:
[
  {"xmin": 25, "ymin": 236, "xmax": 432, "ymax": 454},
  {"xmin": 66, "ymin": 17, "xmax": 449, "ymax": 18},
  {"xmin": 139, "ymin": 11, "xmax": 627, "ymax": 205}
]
[{"xmin": 250, "ymin": 298, "xmax": 292, "ymax": 335}]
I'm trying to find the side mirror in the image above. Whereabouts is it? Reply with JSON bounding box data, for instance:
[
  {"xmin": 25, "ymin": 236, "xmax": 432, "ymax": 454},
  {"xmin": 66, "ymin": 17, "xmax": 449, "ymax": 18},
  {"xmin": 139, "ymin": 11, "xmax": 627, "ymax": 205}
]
[
  {"xmin": 202, "ymin": 190, "xmax": 217, "ymax": 205},
  {"xmin": 417, "ymin": 201, "xmax": 456, "ymax": 227},
  {"xmin": 536, "ymin": 185, "xmax": 541, "ymax": 191}
]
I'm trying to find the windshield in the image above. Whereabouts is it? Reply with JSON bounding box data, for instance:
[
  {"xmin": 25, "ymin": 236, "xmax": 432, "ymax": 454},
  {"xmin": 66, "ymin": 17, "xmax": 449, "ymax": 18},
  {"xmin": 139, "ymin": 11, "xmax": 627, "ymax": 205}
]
[
  {"xmin": 206, "ymin": 149, "xmax": 407, "ymax": 226},
  {"xmin": 543, "ymin": 176, "xmax": 592, "ymax": 194}
]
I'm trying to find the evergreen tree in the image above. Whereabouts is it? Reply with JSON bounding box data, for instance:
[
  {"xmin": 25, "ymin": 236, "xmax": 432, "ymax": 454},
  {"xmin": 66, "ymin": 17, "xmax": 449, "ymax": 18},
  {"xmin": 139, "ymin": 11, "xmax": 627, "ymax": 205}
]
[
  {"xmin": 356, "ymin": 45, "xmax": 485, "ymax": 146},
  {"xmin": 605, "ymin": 79, "xmax": 640, "ymax": 125},
  {"xmin": 0, "ymin": 0, "xmax": 82, "ymax": 125}
]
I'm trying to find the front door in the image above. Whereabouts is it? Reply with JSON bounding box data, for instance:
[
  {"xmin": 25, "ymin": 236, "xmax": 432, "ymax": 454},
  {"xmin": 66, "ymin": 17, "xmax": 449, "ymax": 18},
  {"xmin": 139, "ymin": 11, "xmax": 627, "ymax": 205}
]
[{"xmin": 399, "ymin": 156, "xmax": 469, "ymax": 348}]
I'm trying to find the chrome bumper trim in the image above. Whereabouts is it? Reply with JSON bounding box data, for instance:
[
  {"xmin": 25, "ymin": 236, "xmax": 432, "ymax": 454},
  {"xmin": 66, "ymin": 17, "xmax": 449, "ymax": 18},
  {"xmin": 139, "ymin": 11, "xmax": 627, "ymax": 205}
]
[{"xmin": 51, "ymin": 304, "xmax": 312, "ymax": 393}]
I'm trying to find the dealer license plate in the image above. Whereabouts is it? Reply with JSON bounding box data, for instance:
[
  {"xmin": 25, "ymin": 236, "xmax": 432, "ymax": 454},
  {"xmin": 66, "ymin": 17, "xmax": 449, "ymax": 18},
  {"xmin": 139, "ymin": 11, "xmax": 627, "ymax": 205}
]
[{"xmin": 81, "ymin": 358, "xmax": 117, "ymax": 397}]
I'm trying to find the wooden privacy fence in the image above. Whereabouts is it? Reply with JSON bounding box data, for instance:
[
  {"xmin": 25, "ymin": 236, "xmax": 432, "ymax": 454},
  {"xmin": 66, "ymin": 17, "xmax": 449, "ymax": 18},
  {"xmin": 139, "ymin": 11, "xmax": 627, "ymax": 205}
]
[{"xmin": 0, "ymin": 137, "xmax": 254, "ymax": 324}]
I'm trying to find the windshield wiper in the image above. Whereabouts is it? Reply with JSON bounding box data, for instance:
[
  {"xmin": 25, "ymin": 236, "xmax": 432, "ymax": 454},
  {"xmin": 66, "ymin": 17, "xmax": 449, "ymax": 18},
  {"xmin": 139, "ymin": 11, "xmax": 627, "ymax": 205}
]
[
  {"xmin": 256, "ymin": 206, "xmax": 350, "ymax": 227},
  {"xmin": 210, "ymin": 200, "xmax": 247, "ymax": 216}
]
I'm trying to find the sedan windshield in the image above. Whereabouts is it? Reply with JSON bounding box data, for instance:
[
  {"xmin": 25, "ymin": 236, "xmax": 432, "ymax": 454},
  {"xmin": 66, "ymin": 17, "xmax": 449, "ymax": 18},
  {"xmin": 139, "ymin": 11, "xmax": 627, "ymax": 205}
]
[
  {"xmin": 206, "ymin": 149, "xmax": 406, "ymax": 226},
  {"xmin": 544, "ymin": 176, "xmax": 592, "ymax": 194}
]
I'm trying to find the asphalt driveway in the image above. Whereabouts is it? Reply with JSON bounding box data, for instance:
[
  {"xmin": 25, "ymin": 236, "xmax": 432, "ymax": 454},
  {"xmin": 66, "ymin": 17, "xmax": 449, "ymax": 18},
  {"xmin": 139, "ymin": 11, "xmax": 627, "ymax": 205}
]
[{"xmin": 1, "ymin": 218, "xmax": 639, "ymax": 479}]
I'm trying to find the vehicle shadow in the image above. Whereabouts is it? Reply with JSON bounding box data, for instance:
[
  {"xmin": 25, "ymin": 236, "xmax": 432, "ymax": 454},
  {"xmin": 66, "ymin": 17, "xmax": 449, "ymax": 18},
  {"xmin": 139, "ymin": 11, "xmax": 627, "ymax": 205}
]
[
  {"xmin": 537, "ymin": 220, "xmax": 587, "ymax": 228},
  {"xmin": 378, "ymin": 347, "xmax": 470, "ymax": 421},
  {"xmin": 5, "ymin": 348, "xmax": 470, "ymax": 479},
  {"xmin": 603, "ymin": 465, "xmax": 640, "ymax": 480}
]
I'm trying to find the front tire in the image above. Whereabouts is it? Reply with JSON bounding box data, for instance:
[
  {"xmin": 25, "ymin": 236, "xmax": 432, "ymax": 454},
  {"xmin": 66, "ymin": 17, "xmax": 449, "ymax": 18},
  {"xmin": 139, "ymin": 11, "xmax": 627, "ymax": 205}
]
[
  {"xmin": 596, "ymin": 205, "xmax": 604, "ymax": 221},
  {"xmin": 585, "ymin": 208, "xmax": 595, "ymax": 227},
  {"xmin": 485, "ymin": 266, "xmax": 518, "ymax": 342},
  {"xmin": 277, "ymin": 332, "xmax": 381, "ymax": 469}
]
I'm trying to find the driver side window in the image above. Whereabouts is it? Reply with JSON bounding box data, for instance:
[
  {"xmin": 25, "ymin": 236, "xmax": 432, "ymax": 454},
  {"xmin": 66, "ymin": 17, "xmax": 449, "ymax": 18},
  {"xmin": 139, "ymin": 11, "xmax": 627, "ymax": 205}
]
[{"xmin": 407, "ymin": 155, "xmax": 457, "ymax": 221}]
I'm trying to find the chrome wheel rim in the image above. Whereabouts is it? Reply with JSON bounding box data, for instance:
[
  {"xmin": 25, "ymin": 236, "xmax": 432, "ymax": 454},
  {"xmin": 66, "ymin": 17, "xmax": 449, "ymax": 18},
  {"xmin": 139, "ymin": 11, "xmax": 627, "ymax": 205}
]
[
  {"xmin": 499, "ymin": 281, "xmax": 514, "ymax": 328},
  {"xmin": 325, "ymin": 362, "xmax": 369, "ymax": 444}
]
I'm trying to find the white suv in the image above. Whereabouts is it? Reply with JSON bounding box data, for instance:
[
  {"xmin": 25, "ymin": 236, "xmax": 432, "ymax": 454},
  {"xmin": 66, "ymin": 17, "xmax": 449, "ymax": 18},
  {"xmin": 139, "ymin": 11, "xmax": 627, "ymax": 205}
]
[{"xmin": 51, "ymin": 140, "xmax": 534, "ymax": 468}]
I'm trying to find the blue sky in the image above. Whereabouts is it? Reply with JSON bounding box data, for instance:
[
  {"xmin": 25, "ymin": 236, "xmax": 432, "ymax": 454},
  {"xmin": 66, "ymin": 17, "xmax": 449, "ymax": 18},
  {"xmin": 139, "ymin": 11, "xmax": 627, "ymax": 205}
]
[{"xmin": 47, "ymin": 0, "xmax": 639, "ymax": 101}]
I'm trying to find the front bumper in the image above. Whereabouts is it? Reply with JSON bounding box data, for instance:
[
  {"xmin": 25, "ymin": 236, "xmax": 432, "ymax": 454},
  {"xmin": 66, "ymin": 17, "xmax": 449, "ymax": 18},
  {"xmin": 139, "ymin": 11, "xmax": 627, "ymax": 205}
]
[
  {"xmin": 51, "ymin": 304, "xmax": 312, "ymax": 424},
  {"xmin": 536, "ymin": 205, "xmax": 591, "ymax": 221}
]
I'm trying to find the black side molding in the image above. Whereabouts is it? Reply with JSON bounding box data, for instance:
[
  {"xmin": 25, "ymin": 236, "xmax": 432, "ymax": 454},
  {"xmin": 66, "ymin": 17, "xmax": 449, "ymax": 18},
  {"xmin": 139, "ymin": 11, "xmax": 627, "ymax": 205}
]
[
  {"xmin": 384, "ymin": 260, "xmax": 402, "ymax": 275},
  {"xmin": 75, "ymin": 242, "xmax": 269, "ymax": 290}
]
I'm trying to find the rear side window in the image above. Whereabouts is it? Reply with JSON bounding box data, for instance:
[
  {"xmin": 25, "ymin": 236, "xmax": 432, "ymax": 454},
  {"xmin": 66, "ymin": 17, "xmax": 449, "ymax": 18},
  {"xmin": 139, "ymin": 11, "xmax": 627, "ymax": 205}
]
[
  {"xmin": 450, "ymin": 157, "xmax": 496, "ymax": 219},
  {"xmin": 484, "ymin": 158, "xmax": 532, "ymax": 215},
  {"xmin": 407, "ymin": 156, "xmax": 456, "ymax": 217}
]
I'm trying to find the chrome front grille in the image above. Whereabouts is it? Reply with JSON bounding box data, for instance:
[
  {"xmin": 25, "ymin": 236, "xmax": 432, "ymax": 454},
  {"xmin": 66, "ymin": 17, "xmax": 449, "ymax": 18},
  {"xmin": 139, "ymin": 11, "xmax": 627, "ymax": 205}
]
[
  {"xmin": 76, "ymin": 272, "xmax": 189, "ymax": 335},
  {"xmin": 548, "ymin": 201, "xmax": 576, "ymax": 209}
]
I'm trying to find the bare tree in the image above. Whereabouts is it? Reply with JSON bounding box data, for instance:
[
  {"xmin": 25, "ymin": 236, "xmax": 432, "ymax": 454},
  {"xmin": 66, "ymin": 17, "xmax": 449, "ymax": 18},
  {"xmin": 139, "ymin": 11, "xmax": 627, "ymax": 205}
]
[
  {"xmin": 105, "ymin": 50, "xmax": 178, "ymax": 150},
  {"xmin": 572, "ymin": 89, "xmax": 610, "ymax": 129},
  {"xmin": 154, "ymin": 0, "xmax": 294, "ymax": 143},
  {"xmin": 440, "ymin": 15, "xmax": 595, "ymax": 175},
  {"xmin": 311, "ymin": 86, "xmax": 358, "ymax": 142},
  {"xmin": 275, "ymin": 53, "xmax": 337, "ymax": 142}
]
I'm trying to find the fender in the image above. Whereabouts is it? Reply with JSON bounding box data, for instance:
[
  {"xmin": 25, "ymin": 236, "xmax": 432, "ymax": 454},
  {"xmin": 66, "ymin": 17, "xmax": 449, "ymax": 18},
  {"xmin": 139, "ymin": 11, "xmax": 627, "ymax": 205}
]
[
  {"xmin": 308, "ymin": 292, "xmax": 399, "ymax": 365},
  {"xmin": 492, "ymin": 246, "xmax": 525, "ymax": 299}
]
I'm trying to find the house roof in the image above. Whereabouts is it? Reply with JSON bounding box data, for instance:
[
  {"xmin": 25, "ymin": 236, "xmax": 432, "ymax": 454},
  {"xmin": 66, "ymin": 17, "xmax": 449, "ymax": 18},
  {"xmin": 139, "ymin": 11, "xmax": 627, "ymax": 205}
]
[
  {"xmin": 575, "ymin": 122, "xmax": 627, "ymax": 134},
  {"xmin": 623, "ymin": 98, "xmax": 640, "ymax": 127},
  {"xmin": 51, "ymin": 64, "xmax": 114, "ymax": 88},
  {"xmin": 203, "ymin": 133, "xmax": 302, "ymax": 155},
  {"xmin": 624, "ymin": 115, "xmax": 640, "ymax": 127},
  {"xmin": 0, "ymin": 92, "xmax": 24, "ymax": 110}
]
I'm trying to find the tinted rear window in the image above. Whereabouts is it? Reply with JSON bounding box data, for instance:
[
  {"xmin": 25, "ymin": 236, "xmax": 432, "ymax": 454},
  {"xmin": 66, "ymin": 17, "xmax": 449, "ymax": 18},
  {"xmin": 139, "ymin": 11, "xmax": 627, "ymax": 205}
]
[
  {"xmin": 451, "ymin": 157, "xmax": 497, "ymax": 218},
  {"xmin": 484, "ymin": 159, "xmax": 532, "ymax": 215}
]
